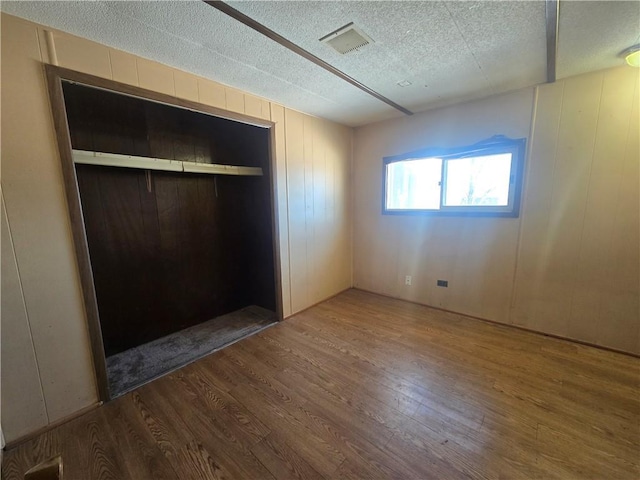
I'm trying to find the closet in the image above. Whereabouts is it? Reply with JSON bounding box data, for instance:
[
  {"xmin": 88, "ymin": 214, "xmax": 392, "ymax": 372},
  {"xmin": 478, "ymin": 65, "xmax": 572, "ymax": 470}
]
[{"xmin": 61, "ymin": 81, "xmax": 278, "ymax": 397}]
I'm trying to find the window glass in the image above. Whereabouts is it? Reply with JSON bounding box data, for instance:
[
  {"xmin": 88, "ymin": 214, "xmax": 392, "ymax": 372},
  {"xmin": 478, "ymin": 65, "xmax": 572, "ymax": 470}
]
[
  {"xmin": 443, "ymin": 153, "xmax": 512, "ymax": 207},
  {"xmin": 386, "ymin": 157, "xmax": 441, "ymax": 210}
]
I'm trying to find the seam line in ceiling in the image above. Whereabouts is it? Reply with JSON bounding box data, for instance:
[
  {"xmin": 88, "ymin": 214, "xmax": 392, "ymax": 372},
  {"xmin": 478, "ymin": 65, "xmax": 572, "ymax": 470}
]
[
  {"xmin": 202, "ymin": 0, "xmax": 414, "ymax": 116},
  {"xmin": 442, "ymin": 1, "xmax": 493, "ymax": 93}
]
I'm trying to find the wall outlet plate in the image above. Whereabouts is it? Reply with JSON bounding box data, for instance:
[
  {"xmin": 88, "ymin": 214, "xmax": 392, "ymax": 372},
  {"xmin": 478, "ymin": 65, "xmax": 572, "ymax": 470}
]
[{"xmin": 405, "ymin": 275, "xmax": 412, "ymax": 285}]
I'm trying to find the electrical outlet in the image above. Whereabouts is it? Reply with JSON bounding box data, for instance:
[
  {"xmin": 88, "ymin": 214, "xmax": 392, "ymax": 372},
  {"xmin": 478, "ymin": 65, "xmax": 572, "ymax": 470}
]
[
  {"xmin": 437, "ymin": 280, "xmax": 448, "ymax": 287},
  {"xmin": 405, "ymin": 275, "xmax": 412, "ymax": 286}
]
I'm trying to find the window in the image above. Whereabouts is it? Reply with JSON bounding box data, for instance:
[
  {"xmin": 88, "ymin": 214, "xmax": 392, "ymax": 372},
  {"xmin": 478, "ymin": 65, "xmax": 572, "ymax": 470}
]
[{"xmin": 383, "ymin": 136, "xmax": 526, "ymax": 217}]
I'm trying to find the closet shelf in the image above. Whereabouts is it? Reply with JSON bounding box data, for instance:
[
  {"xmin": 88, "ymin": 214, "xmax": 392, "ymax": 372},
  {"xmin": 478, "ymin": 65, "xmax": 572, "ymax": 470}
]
[{"xmin": 72, "ymin": 150, "xmax": 263, "ymax": 176}]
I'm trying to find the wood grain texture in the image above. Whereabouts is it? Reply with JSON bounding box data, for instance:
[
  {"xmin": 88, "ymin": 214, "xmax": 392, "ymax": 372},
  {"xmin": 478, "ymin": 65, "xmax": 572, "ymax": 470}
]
[{"xmin": 4, "ymin": 289, "xmax": 638, "ymax": 479}]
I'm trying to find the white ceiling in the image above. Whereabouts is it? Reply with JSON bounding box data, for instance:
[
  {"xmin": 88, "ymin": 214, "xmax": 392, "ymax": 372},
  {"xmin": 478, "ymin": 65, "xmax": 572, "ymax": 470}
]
[{"xmin": 2, "ymin": 1, "xmax": 638, "ymax": 127}]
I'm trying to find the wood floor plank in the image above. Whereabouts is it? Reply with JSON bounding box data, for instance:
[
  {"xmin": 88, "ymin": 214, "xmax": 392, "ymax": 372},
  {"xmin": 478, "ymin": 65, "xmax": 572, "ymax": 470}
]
[
  {"xmin": 229, "ymin": 382, "xmax": 345, "ymax": 478},
  {"xmin": 250, "ymin": 433, "xmax": 325, "ymax": 480},
  {"xmin": 59, "ymin": 409, "xmax": 129, "ymax": 480},
  {"xmin": 99, "ymin": 399, "xmax": 179, "ymax": 479},
  {"xmin": 164, "ymin": 368, "xmax": 271, "ymax": 448},
  {"xmin": 4, "ymin": 289, "xmax": 639, "ymax": 479},
  {"xmin": 144, "ymin": 380, "xmax": 275, "ymax": 480}
]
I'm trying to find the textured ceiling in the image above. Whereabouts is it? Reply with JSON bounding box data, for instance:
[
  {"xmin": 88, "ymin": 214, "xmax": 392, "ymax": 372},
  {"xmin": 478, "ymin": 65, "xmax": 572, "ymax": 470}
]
[
  {"xmin": 229, "ymin": 1, "xmax": 547, "ymax": 115},
  {"xmin": 557, "ymin": 0, "xmax": 640, "ymax": 79},
  {"xmin": 2, "ymin": 1, "xmax": 638, "ymax": 127}
]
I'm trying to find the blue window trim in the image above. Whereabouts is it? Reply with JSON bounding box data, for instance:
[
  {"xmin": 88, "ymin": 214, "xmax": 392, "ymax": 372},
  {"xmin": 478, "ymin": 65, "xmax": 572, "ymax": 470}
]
[{"xmin": 382, "ymin": 135, "xmax": 527, "ymax": 218}]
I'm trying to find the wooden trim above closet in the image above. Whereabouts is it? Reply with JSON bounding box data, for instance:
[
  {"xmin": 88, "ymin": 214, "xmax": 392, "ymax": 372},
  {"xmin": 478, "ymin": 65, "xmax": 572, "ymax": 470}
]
[
  {"xmin": 46, "ymin": 65, "xmax": 276, "ymax": 129},
  {"xmin": 44, "ymin": 63, "xmax": 284, "ymax": 402}
]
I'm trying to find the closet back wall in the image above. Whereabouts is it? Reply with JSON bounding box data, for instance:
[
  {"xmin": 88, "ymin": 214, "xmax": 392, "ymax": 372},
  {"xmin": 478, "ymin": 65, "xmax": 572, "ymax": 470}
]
[{"xmin": 65, "ymin": 83, "xmax": 275, "ymax": 355}]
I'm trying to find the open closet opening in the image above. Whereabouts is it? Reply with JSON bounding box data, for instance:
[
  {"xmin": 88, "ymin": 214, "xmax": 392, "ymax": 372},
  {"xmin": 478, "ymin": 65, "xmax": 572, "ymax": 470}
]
[{"xmin": 58, "ymin": 77, "xmax": 280, "ymax": 399}]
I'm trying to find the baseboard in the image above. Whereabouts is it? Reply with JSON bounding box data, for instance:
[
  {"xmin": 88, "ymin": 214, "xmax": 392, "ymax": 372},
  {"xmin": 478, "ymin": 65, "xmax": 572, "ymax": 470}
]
[
  {"xmin": 284, "ymin": 287, "xmax": 352, "ymax": 320},
  {"xmin": 352, "ymin": 287, "xmax": 640, "ymax": 359},
  {"xmin": 4, "ymin": 402, "xmax": 101, "ymax": 451}
]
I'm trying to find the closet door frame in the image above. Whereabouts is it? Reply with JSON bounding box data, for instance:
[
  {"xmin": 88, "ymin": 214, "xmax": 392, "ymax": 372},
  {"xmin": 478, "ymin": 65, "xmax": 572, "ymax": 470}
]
[{"xmin": 45, "ymin": 64, "xmax": 283, "ymax": 402}]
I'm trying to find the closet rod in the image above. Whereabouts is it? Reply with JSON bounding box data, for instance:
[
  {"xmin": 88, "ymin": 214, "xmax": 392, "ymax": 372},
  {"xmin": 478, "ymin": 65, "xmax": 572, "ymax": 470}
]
[{"xmin": 72, "ymin": 150, "xmax": 263, "ymax": 176}]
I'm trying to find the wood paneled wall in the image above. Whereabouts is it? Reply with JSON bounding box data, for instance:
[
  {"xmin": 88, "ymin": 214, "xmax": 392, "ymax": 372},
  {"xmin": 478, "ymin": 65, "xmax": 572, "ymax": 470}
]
[
  {"xmin": 1, "ymin": 13, "xmax": 352, "ymax": 443},
  {"xmin": 511, "ymin": 67, "xmax": 639, "ymax": 353},
  {"xmin": 284, "ymin": 109, "xmax": 352, "ymax": 313},
  {"xmin": 1, "ymin": 192, "xmax": 49, "ymax": 439},
  {"xmin": 353, "ymin": 67, "xmax": 640, "ymax": 355},
  {"xmin": 353, "ymin": 89, "xmax": 533, "ymax": 324}
]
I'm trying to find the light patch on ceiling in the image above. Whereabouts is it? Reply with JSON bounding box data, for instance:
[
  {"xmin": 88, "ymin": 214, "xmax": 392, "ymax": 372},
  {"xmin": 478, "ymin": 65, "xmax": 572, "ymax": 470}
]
[{"xmin": 320, "ymin": 22, "xmax": 373, "ymax": 55}]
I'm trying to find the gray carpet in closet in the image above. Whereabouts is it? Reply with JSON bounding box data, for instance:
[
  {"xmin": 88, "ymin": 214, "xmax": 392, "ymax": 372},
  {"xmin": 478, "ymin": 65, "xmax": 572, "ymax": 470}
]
[{"xmin": 106, "ymin": 305, "xmax": 276, "ymax": 397}]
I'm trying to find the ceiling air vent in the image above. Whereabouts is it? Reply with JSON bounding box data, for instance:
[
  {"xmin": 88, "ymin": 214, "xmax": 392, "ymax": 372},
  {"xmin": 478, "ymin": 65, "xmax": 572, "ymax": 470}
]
[{"xmin": 320, "ymin": 22, "xmax": 373, "ymax": 54}]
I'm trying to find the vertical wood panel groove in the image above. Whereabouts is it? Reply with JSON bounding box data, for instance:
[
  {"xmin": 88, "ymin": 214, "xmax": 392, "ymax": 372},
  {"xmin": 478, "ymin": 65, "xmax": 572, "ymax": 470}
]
[
  {"xmin": 509, "ymin": 87, "xmax": 539, "ymax": 313},
  {"xmin": 567, "ymin": 74, "xmax": 605, "ymax": 333},
  {"xmin": 539, "ymin": 80, "xmax": 565, "ymax": 251},
  {"xmin": 1, "ymin": 190, "xmax": 50, "ymax": 425},
  {"xmin": 278, "ymin": 106, "xmax": 294, "ymax": 316}
]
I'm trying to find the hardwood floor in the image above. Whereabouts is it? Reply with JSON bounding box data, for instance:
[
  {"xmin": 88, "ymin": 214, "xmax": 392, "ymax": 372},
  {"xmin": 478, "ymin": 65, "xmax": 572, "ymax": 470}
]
[{"xmin": 4, "ymin": 289, "xmax": 639, "ymax": 479}]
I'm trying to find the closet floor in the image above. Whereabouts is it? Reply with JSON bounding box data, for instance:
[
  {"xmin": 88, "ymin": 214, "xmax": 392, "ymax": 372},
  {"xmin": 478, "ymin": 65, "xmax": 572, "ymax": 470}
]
[{"xmin": 106, "ymin": 305, "xmax": 277, "ymax": 397}]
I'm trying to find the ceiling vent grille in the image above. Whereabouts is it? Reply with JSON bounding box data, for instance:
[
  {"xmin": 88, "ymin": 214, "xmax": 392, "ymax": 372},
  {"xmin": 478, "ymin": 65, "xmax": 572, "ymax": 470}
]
[{"xmin": 320, "ymin": 22, "xmax": 373, "ymax": 54}]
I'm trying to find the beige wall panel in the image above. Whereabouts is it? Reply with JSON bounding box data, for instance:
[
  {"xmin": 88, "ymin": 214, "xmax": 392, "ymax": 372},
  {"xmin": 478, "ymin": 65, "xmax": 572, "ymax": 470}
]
[
  {"xmin": 598, "ymin": 74, "xmax": 639, "ymax": 353},
  {"xmin": 136, "ymin": 57, "xmax": 175, "ymax": 96},
  {"xmin": 299, "ymin": 117, "xmax": 351, "ymax": 303},
  {"xmin": 244, "ymin": 94, "xmax": 263, "ymax": 120},
  {"xmin": 353, "ymin": 89, "xmax": 532, "ymax": 322},
  {"xmin": 36, "ymin": 28, "xmax": 51, "ymax": 64},
  {"xmin": 271, "ymin": 104, "xmax": 292, "ymax": 317},
  {"xmin": 328, "ymin": 122, "xmax": 351, "ymax": 292},
  {"xmin": 309, "ymin": 118, "xmax": 326, "ymax": 302},
  {"xmin": 337, "ymin": 124, "xmax": 353, "ymax": 290},
  {"xmin": 198, "ymin": 78, "xmax": 226, "ymax": 109},
  {"xmin": 1, "ymin": 193, "xmax": 49, "ymax": 441},
  {"xmin": 173, "ymin": 70, "xmax": 199, "ymax": 102},
  {"xmin": 323, "ymin": 122, "xmax": 340, "ymax": 294},
  {"xmin": 542, "ymin": 72, "xmax": 603, "ymax": 336},
  {"xmin": 313, "ymin": 118, "xmax": 353, "ymax": 302},
  {"xmin": 1, "ymin": 14, "xmax": 97, "ymax": 436},
  {"xmin": 511, "ymin": 84, "xmax": 564, "ymax": 329},
  {"xmin": 260, "ymin": 99, "xmax": 272, "ymax": 121},
  {"xmin": 53, "ymin": 31, "xmax": 112, "ymax": 79},
  {"xmin": 512, "ymin": 66, "xmax": 639, "ymax": 354},
  {"xmin": 225, "ymin": 87, "xmax": 245, "ymax": 114},
  {"xmin": 302, "ymin": 115, "xmax": 317, "ymax": 304},
  {"xmin": 245, "ymin": 94, "xmax": 271, "ymax": 121},
  {"xmin": 568, "ymin": 68, "xmax": 636, "ymax": 344},
  {"xmin": 109, "ymin": 49, "xmax": 138, "ymax": 86},
  {"xmin": 276, "ymin": 109, "xmax": 351, "ymax": 317},
  {"xmin": 284, "ymin": 109, "xmax": 309, "ymax": 313}
]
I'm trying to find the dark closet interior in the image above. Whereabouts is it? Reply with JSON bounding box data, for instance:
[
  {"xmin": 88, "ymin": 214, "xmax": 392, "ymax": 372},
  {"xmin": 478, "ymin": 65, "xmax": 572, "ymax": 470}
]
[{"xmin": 63, "ymin": 82, "xmax": 277, "ymax": 394}]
